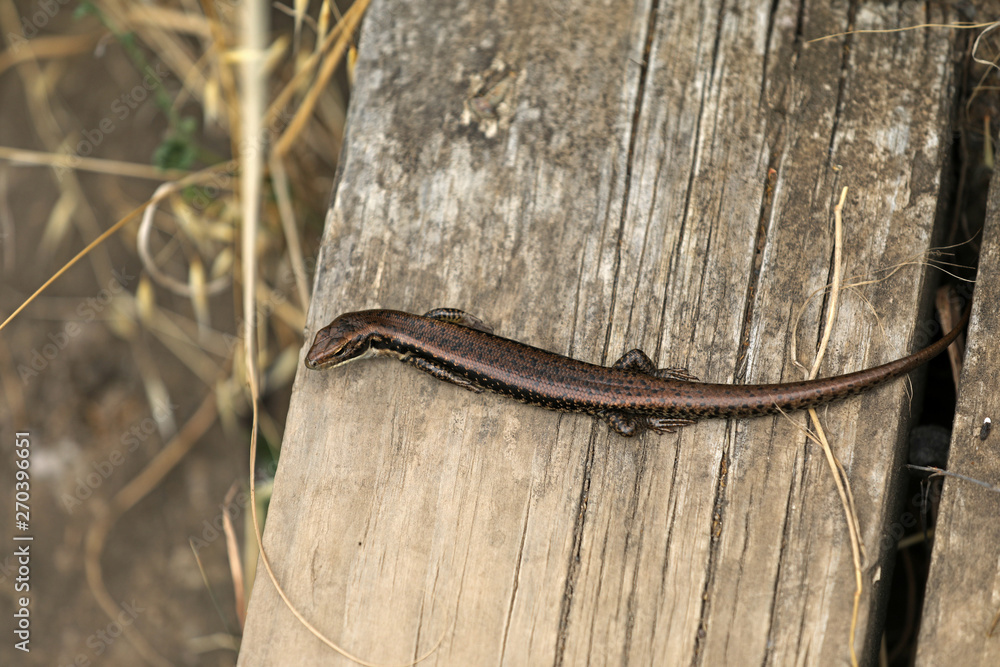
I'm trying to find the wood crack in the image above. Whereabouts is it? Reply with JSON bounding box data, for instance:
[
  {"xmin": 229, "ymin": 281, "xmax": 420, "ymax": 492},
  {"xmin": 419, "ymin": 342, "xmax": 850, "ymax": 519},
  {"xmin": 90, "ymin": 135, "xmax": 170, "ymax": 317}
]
[
  {"xmin": 621, "ymin": 442, "xmax": 652, "ymax": 664},
  {"xmin": 557, "ymin": 1, "xmax": 661, "ymax": 663},
  {"xmin": 500, "ymin": 499, "xmax": 532, "ymax": 664},
  {"xmin": 554, "ymin": 436, "xmax": 596, "ymax": 667},
  {"xmin": 761, "ymin": 453, "xmax": 799, "ymax": 667},
  {"xmin": 690, "ymin": 447, "xmax": 731, "ymax": 667},
  {"xmin": 825, "ymin": 0, "xmax": 858, "ymax": 162}
]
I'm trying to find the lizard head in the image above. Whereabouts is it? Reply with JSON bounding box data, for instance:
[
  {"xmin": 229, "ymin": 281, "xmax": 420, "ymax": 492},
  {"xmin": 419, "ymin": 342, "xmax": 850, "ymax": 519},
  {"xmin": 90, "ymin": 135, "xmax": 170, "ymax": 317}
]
[{"xmin": 304, "ymin": 312, "xmax": 378, "ymax": 370}]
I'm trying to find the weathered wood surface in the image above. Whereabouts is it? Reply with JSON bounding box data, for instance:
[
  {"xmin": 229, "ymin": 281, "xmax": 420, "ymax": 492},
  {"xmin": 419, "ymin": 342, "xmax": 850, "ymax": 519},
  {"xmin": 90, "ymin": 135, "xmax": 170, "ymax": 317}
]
[
  {"xmin": 916, "ymin": 171, "xmax": 1000, "ymax": 664},
  {"xmin": 240, "ymin": 1, "xmax": 960, "ymax": 664}
]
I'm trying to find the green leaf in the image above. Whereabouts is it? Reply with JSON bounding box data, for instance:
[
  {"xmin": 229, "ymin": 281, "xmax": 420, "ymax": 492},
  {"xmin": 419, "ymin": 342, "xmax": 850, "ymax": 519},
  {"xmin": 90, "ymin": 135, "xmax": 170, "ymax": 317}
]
[{"xmin": 153, "ymin": 136, "xmax": 198, "ymax": 171}]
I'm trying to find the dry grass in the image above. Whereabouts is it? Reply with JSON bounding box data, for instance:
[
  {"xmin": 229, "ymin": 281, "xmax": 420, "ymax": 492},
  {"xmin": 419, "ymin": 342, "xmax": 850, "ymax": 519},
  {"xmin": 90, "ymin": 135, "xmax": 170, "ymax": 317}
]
[{"xmin": 0, "ymin": 0, "xmax": 367, "ymax": 662}]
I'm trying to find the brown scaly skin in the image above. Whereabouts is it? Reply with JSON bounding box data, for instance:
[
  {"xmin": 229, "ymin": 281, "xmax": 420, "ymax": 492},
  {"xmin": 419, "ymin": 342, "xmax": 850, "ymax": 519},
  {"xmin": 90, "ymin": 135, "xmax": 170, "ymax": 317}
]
[{"xmin": 305, "ymin": 308, "xmax": 968, "ymax": 437}]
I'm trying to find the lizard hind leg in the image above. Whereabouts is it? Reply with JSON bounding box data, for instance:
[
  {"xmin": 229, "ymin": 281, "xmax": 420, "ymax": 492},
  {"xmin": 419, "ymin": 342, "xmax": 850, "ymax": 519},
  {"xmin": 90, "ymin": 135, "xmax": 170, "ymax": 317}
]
[
  {"xmin": 644, "ymin": 416, "xmax": 697, "ymax": 433},
  {"xmin": 423, "ymin": 308, "xmax": 494, "ymax": 334},
  {"xmin": 612, "ymin": 349, "xmax": 699, "ymax": 382},
  {"xmin": 602, "ymin": 412, "xmax": 641, "ymax": 437}
]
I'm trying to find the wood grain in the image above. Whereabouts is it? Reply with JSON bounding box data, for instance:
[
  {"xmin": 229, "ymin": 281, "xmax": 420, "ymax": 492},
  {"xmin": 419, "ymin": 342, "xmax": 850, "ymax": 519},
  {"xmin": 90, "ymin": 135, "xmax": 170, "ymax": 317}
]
[{"xmin": 240, "ymin": 1, "xmax": 960, "ymax": 664}]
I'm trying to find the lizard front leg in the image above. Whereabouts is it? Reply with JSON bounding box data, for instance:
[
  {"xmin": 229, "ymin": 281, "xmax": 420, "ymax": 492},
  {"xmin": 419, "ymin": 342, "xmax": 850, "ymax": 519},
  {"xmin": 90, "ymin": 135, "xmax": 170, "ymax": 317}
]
[
  {"xmin": 404, "ymin": 356, "xmax": 484, "ymax": 393},
  {"xmin": 423, "ymin": 308, "xmax": 494, "ymax": 334}
]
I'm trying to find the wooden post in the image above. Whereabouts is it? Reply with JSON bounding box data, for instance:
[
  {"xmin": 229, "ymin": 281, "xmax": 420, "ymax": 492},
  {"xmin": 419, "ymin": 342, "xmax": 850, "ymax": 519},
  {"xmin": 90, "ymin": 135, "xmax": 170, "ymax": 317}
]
[
  {"xmin": 240, "ymin": 1, "xmax": 960, "ymax": 664},
  {"xmin": 916, "ymin": 163, "xmax": 1000, "ymax": 665}
]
